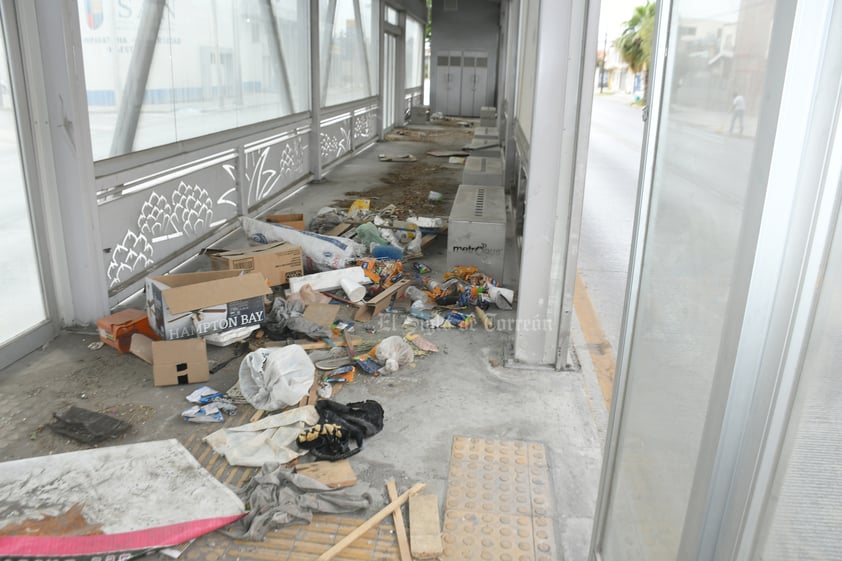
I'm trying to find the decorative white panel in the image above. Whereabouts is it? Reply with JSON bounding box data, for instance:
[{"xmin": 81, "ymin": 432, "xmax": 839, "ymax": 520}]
[
  {"xmin": 320, "ymin": 117, "xmax": 352, "ymax": 167},
  {"xmin": 98, "ymin": 155, "xmax": 238, "ymax": 292},
  {"xmin": 352, "ymin": 106, "xmax": 378, "ymax": 148},
  {"xmin": 238, "ymin": 130, "xmax": 309, "ymax": 208}
]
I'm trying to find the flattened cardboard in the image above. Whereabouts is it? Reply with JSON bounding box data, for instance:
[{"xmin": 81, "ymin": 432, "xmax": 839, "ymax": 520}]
[
  {"xmin": 151, "ymin": 338, "xmax": 209, "ymax": 386},
  {"xmin": 265, "ymin": 213, "xmax": 305, "ymax": 230},
  {"xmin": 206, "ymin": 242, "xmax": 303, "ymax": 286},
  {"xmin": 130, "ymin": 333, "xmax": 154, "ymax": 364},
  {"xmin": 354, "ymin": 279, "xmax": 410, "ymax": 322},
  {"xmin": 303, "ymin": 303, "xmax": 339, "ymax": 328},
  {"xmin": 146, "ymin": 270, "xmax": 272, "ymax": 340}
]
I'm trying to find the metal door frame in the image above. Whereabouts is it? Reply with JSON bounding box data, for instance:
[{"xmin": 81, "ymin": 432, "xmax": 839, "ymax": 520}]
[{"xmin": 0, "ymin": 0, "xmax": 59, "ymax": 369}]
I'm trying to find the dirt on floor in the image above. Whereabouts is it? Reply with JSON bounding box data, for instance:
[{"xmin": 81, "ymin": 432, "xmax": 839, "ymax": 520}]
[{"xmin": 332, "ymin": 125, "xmax": 473, "ymax": 219}]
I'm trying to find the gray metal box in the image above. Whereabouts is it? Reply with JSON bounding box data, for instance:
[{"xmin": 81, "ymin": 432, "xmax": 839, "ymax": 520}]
[
  {"xmin": 466, "ymin": 146, "xmax": 502, "ymax": 158},
  {"xmin": 462, "ymin": 156, "xmax": 503, "ymax": 186},
  {"xmin": 473, "ymin": 126, "xmax": 499, "ymax": 141},
  {"xmin": 480, "ymin": 106, "xmax": 497, "ymax": 127},
  {"xmin": 447, "ymin": 185, "xmax": 506, "ymax": 279}
]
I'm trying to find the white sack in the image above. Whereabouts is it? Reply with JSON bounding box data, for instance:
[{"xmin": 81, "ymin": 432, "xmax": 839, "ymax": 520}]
[{"xmin": 239, "ymin": 345, "xmax": 315, "ymax": 410}]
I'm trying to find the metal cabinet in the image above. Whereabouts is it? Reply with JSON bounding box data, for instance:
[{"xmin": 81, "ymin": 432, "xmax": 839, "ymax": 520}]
[{"xmin": 434, "ymin": 50, "xmax": 488, "ymax": 117}]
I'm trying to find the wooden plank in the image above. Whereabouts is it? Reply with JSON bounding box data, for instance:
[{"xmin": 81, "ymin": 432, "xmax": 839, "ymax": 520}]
[
  {"xmin": 316, "ymin": 483, "xmax": 425, "ymax": 561},
  {"xmin": 386, "ymin": 480, "xmax": 412, "ymax": 561},
  {"xmin": 409, "ymin": 494, "xmax": 443, "ymax": 559},
  {"xmin": 324, "ymin": 222, "xmax": 354, "ymax": 237},
  {"xmin": 296, "ymin": 460, "xmax": 358, "ymax": 489}
]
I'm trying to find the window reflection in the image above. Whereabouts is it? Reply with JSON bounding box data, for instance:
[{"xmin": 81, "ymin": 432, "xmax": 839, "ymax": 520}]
[
  {"xmin": 79, "ymin": 0, "xmax": 311, "ymax": 160},
  {"xmin": 601, "ymin": 1, "xmax": 778, "ymax": 559}
]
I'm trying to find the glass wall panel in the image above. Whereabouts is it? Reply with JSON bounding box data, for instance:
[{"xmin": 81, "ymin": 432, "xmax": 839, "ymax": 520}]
[
  {"xmin": 752, "ymin": 199, "xmax": 842, "ymax": 559},
  {"xmin": 600, "ymin": 1, "xmax": 778, "ymax": 559},
  {"xmin": 0, "ymin": 22, "xmax": 48, "ymax": 344},
  {"xmin": 514, "ymin": 0, "xmax": 538, "ymax": 141},
  {"xmin": 385, "ymin": 6, "xmax": 399, "ymax": 25},
  {"xmin": 78, "ymin": 0, "xmax": 310, "ymax": 160},
  {"xmin": 405, "ymin": 16, "xmax": 423, "ymax": 88},
  {"xmin": 320, "ymin": 0, "xmax": 378, "ymax": 107}
]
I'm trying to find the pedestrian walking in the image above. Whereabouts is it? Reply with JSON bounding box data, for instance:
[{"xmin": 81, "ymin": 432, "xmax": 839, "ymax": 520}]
[{"xmin": 730, "ymin": 92, "xmax": 745, "ymax": 135}]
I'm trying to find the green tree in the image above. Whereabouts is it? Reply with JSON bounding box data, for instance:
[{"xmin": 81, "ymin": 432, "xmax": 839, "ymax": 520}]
[{"xmin": 615, "ymin": 1, "xmax": 656, "ymax": 101}]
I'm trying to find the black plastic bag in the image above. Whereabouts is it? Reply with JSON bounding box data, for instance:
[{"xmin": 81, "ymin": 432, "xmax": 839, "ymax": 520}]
[{"xmin": 297, "ymin": 400, "xmax": 384, "ymax": 461}]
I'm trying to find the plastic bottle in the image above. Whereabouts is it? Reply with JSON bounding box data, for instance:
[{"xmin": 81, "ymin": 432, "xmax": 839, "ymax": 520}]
[
  {"xmin": 371, "ymin": 244, "xmax": 404, "ymax": 260},
  {"xmin": 355, "ymin": 223, "xmax": 389, "ymax": 246},
  {"xmin": 406, "ymin": 286, "xmax": 434, "ymax": 309}
]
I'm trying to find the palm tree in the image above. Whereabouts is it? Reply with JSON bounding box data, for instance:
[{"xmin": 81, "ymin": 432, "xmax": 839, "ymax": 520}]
[{"xmin": 615, "ymin": 1, "xmax": 656, "ymax": 101}]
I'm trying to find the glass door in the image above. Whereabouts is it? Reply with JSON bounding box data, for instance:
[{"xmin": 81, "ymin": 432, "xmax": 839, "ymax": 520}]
[
  {"xmin": 0, "ymin": 3, "xmax": 55, "ymax": 368},
  {"xmin": 591, "ymin": 0, "xmax": 784, "ymax": 559}
]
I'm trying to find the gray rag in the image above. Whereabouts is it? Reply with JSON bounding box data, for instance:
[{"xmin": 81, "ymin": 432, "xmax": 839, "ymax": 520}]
[
  {"xmin": 223, "ymin": 463, "xmax": 373, "ymax": 540},
  {"xmin": 267, "ymin": 297, "xmax": 332, "ymax": 339}
]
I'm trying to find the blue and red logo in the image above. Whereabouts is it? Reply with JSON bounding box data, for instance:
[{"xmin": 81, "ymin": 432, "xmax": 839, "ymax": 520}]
[{"xmin": 85, "ymin": 0, "xmax": 104, "ymax": 30}]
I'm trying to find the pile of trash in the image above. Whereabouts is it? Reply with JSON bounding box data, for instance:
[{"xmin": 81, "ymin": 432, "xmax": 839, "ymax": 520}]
[{"xmin": 64, "ymin": 194, "xmax": 519, "ymax": 557}]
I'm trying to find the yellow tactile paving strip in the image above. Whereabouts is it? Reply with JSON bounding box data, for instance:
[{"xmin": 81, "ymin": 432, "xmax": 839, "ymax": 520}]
[
  {"xmin": 441, "ymin": 436, "xmax": 559, "ymax": 561},
  {"xmin": 181, "ymin": 406, "xmax": 400, "ymax": 561}
]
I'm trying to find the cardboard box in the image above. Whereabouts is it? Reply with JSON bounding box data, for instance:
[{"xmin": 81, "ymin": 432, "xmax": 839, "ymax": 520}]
[
  {"xmin": 146, "ymin": 270, "xmax": 272, "ymax": 340},
  {"xmin": 354, "ymin": 279, "xmax": 411, "ymax": 322},
  {"xmin": 206, "ymin": 242, "xmax": 303, "ymax": 287},
  {"xmin": 97, "ymin": 309, "xmax": 159, "ymax": 353},
  {"xmin": 265, "ymin": 213, "xmax": 306, "ymax": 230},
  {"xmin": 131, "ymin": 335, "xmax": 209, "ymax": 386}
]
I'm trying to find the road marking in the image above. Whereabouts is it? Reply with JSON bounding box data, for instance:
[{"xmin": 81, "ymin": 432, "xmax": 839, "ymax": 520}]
[{"xmin": 574, "ymin": 272, "xmax": 616, "ymax": 407}]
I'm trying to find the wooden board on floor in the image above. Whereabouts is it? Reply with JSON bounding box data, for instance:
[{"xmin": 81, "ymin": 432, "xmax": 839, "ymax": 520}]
[
  {"xmin": 420, "ymin": 225, "xmax": 448, "ymax": 249},
  {"xmin": 295, "ymin": 460, "xmax": 358, "ymax": 489},
  {"xmin": 409, "ymin": 494, "xmax": 443, "ymax": 559},
  {"xmin": 324, "ymin": 222, "xmax": 354, "ymax": 237}
]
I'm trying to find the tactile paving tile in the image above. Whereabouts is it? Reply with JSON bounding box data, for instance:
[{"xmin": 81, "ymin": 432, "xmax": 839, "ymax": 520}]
[{"xmin": 441, "ymin": 436, "xmax": 559, "ymax": 561}]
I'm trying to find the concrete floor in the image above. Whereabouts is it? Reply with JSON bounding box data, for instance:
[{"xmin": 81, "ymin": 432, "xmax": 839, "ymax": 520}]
[{"xmin": 0, "ymin": 124, "xmax": 607, "ymax": 560}]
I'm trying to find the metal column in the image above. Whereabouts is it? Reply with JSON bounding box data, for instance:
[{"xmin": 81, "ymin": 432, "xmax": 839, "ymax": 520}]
[
  {"xmin": 310, "ymin": 0, "xmax": 323, "ymax": 180},
  {"xmin": 513, "ymin": 0, "xmax": 598, "ymax": 367},
  {"xmin": 109, "ymin": 0, "xmax": 165, "ymax": 157}
]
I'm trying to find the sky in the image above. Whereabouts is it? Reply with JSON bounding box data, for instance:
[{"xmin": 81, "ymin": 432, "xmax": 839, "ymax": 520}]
[{"xmin": 598, "ymin": 0, "xmax": 644, "ymax": 42}]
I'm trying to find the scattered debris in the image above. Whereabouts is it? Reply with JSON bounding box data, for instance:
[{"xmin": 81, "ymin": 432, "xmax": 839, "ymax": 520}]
[
  {"xmin": 375, "ymin": 336, "xmax": 414, "ymax": 374},
  {"xmin": 295, "ymin": 459, "xmax": 358, "ymax": 489},
  {"xmin": 378, "ymin": 153, "xmax": 417, "ymax": 162},
  {"xmin": 204, "ymin": 405, "xmax": 320, "ymax": 467},
  {"xmin": 239, "ymin": 345, "xmax": 315, "ymax": 410},
  {"xmin": 223, "ymin": 464, "xmax": 373, "ymax": 541}
]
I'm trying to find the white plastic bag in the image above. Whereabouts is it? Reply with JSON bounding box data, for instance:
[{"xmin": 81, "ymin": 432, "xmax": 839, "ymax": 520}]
[
  {"xmin": 238, "ymin": 345, "xmax": 315, "ymax": 410},
  {"xmin": 375, "ymin": 336, "xmax": 414, "ymax": 374},
  {"xmin": 241, "ymin": 216, "xmax": 364, "ymax": 272}
]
